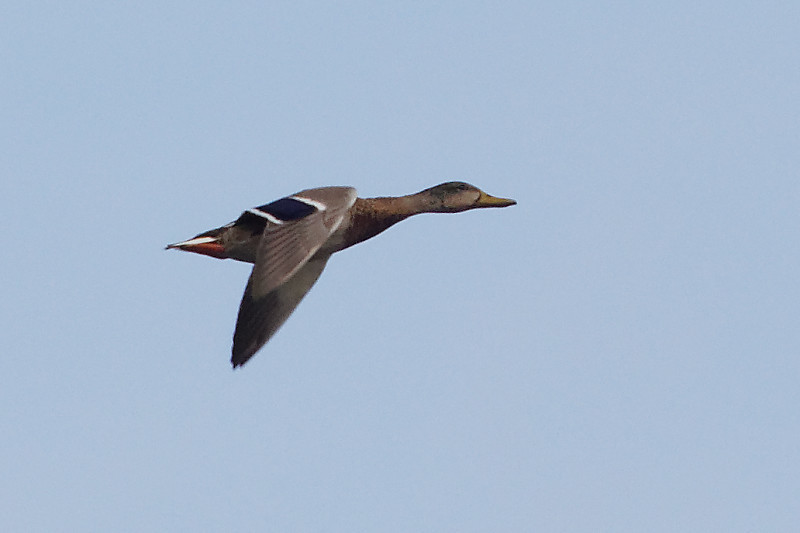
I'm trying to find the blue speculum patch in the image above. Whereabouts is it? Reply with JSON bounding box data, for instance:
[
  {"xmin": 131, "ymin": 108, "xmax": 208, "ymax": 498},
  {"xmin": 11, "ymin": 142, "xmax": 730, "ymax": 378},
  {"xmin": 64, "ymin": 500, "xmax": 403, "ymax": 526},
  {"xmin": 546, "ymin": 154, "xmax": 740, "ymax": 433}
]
[{"xmin": 258, "ymin": 197, "xmax": 317, "ymax": 221}]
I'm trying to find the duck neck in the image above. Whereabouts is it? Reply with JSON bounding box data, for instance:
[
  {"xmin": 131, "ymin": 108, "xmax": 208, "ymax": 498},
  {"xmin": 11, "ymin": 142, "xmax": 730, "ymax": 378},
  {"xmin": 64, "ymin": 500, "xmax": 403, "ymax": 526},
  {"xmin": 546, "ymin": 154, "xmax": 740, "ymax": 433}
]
[{"xmin": 340, "ymin": 196, "xmax": 423, "ymax": 250}]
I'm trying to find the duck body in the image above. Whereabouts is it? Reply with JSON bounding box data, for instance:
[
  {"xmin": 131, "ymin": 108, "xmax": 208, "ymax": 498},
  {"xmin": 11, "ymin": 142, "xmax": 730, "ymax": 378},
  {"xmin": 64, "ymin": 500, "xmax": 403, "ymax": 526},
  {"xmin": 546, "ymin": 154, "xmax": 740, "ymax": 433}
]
[{"xmin": 168, "ymin": 182, "xmax": 515, "ymax": 367}]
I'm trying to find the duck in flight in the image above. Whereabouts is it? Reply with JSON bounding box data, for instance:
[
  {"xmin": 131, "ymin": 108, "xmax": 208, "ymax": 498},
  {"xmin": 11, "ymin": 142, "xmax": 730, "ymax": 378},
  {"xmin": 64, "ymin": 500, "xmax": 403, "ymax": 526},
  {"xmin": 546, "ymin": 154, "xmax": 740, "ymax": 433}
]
[{"xmin": 167, "ymin": 182, "xmax": 516, "ymax": 368}]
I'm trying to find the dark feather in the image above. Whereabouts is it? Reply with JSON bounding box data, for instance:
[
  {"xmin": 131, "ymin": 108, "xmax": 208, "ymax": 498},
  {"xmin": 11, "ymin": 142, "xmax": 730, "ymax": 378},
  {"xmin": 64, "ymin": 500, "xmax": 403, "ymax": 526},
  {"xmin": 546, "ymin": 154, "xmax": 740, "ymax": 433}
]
[{"xmin": 232, "ymin": 257, "xmax": 329, "ymax": 367}]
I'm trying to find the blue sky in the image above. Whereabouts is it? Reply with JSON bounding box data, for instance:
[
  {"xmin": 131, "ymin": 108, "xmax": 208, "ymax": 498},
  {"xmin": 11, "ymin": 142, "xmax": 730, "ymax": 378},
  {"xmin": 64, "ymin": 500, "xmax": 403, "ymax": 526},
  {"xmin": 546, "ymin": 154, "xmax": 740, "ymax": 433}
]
[{"xmin": 3, "ymin": 2, "xmax": 798, "ymax": 531}]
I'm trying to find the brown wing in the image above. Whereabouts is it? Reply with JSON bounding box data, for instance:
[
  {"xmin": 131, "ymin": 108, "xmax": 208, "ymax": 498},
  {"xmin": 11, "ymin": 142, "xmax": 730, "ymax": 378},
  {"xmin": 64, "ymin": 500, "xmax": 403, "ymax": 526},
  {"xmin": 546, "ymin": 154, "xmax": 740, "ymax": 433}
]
[
  {"xmin": 230, "ymin": 186, "xmax": 357, "ymax": 367},
  {"xmin": 231, "ymin": 257, "xmax": 328, "ymax": 368},
  {"xmin": 248, "ymin": 187, "xmax": 356, "ymax": 299}
]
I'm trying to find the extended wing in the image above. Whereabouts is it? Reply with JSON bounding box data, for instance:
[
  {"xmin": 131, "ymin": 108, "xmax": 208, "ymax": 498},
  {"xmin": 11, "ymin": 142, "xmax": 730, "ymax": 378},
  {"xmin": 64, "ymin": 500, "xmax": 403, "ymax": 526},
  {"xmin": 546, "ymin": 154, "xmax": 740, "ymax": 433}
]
[{"xmin": 231, "ymin": 187, "xmax": 357, "ymax": 367}]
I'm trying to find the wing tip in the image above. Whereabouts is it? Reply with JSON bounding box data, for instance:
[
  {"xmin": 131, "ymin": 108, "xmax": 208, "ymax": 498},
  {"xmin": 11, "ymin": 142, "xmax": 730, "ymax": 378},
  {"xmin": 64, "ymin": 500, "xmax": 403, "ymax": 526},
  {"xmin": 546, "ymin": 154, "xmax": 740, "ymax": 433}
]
[
  {"xmin": 231, "ymin": 344, "xmax": 257, "ymax": 369},
  {"xmin": 230, "ymin": 353, "xmax": 248, "ymax": 369}
]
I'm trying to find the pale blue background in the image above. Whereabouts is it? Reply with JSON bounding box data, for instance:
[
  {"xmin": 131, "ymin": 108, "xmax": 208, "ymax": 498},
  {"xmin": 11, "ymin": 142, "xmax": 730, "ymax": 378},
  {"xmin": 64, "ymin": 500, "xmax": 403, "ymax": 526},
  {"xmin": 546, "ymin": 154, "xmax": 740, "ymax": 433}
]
[{"xmin": 3, "ymin": 2, "xmax": 798, "ymax": 531}]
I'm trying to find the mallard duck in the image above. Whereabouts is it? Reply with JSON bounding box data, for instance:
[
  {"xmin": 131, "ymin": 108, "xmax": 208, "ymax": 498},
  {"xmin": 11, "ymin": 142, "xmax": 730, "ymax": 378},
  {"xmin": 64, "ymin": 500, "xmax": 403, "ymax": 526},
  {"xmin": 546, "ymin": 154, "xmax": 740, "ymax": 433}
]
[{"xmin": 167, "ymin": 182, "xmax": 516, "ymax": 367}]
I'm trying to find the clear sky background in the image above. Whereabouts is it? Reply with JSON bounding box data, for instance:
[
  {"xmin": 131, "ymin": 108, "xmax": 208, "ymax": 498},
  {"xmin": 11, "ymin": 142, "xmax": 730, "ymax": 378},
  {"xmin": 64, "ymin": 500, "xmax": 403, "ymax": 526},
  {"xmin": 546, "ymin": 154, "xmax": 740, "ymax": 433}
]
[{"xmin": 3, "ymin": 2, "xmax": 798, "ymax": 531}]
